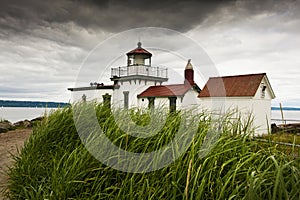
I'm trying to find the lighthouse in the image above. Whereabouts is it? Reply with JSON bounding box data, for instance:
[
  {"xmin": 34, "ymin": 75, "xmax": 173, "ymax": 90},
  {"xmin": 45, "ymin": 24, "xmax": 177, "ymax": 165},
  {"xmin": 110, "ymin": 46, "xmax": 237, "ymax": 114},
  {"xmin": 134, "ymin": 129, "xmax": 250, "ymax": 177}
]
[
  {"xmin": 110, "ymin": 42, "xmax": 168, "ymax": 108},
  {"xmin": 67, "ymin": 41, "xmax": 275, "ymax": 135}
]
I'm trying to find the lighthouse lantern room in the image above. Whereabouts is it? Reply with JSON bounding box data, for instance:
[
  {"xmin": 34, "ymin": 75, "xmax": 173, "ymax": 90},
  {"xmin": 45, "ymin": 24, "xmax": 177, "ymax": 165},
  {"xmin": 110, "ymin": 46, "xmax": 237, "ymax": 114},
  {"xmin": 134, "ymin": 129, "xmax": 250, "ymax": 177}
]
[
  {"xmin": 110, "ymin": 42, "xmax": 168, "ymax": 83},
  {"xmin": 127, "ymin": 41, "xmax": 152, "ymax": 66}
]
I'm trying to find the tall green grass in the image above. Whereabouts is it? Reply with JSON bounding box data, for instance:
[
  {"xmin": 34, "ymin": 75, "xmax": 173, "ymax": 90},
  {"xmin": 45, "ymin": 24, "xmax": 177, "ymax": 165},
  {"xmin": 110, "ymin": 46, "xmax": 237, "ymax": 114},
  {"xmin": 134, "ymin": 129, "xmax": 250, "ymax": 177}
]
[{"xmin": 6, "ymin": 103, "xmax": 300, "ymax": 199}]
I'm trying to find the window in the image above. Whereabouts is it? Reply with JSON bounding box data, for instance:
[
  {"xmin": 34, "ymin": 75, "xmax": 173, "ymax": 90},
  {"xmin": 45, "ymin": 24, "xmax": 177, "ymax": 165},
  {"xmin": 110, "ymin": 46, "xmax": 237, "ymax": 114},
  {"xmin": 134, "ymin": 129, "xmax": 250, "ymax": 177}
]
[
  {"xmin": 169, "ymin": 97, "xmax": 177, "ymax": 113},
  {"xmin": 261, "ymin": 84, "xmax": 266, "ymax": 98},
  {"xmin": 123, "ymin": 91, "xmax": 129, "ymax": 108},
  {"xmin": 144, "ymin": 58, "xmax": 150, "ymax": 66},
  {"xmin": 148, "ymin": 97, "xmax": 155, "ymax": 109},
  {"xmin": 128, "ymin": 55, "xmax": 134, "ymax": 66}
]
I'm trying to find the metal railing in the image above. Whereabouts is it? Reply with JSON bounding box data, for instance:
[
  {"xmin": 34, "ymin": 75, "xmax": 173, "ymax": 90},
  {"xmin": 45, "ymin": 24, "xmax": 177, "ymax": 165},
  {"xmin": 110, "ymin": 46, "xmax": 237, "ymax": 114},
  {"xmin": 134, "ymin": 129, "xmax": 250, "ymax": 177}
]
[
  {"xmin": 111, "ymin": 65, "xmax": 168, "ymax": 78},
  {"xmin": 271, "ymin": 119, "xmax": 300, "ymax": 125}
]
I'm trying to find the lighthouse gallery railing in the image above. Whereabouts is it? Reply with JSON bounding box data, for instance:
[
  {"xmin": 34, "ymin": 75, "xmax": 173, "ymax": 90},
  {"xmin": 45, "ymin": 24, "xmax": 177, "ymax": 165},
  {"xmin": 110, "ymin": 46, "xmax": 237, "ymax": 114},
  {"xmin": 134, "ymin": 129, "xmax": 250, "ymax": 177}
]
[{"xmin": 111, "ymin": 65, "xmax": 168, "ymax": 78}]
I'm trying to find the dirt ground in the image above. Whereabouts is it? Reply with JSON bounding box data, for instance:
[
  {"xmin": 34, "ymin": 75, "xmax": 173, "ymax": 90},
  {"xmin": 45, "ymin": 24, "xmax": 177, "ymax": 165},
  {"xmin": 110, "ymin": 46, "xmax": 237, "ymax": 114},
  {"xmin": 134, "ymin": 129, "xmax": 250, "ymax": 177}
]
[{"xmin": 0, "ymin": 128, "xmax": 32, "ymax": 200}]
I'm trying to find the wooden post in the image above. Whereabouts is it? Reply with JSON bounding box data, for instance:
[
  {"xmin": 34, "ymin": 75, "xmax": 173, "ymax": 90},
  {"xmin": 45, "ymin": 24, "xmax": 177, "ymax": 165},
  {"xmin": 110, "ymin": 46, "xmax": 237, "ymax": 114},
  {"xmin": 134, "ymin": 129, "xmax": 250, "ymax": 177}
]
[{"xmin": 280, "ymin": 103, "xmax": 285, "ymax": 125}]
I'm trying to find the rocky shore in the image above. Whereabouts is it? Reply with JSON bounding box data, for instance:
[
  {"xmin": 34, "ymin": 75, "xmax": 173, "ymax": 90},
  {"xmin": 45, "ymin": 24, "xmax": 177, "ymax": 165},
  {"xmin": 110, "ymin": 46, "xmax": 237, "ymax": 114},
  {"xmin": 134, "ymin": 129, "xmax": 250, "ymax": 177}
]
[
  {"xmin": 271, "ymin": 123, "xmax": 300, "ymax": 135},
  {"xmin": 0, "ymin": 117, "xmax": 43, "ymax": 133}
]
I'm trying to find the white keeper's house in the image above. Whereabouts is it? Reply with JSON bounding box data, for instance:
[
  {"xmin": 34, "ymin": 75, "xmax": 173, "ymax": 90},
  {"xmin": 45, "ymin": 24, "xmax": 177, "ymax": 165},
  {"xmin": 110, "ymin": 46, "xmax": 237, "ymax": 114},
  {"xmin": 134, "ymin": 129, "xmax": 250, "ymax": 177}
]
[{"xmin": 68, "ymin": 42, "xmax": 275, "ymax": 134}]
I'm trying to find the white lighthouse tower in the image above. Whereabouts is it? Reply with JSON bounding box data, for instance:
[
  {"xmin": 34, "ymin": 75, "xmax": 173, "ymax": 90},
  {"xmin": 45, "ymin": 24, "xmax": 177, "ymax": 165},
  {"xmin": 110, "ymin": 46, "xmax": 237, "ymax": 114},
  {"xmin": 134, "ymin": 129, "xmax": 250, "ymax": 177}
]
[{"xmin": 111, "ymin": 42, "xmax": 168, "ymax": 108}]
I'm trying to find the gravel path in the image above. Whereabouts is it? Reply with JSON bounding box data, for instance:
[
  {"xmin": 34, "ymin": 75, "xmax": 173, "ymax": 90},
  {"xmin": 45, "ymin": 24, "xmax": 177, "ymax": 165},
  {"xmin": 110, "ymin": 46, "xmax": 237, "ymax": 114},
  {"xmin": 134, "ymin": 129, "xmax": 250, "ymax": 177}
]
[{"xmin": 0, "ymin": 128, "xmax": 32, "ymax": 200}]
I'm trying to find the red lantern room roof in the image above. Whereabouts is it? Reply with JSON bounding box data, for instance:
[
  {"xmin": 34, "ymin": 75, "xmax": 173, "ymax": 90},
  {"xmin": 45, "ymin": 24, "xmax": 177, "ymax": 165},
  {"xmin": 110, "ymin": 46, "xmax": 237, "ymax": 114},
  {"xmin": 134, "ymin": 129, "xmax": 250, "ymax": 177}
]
[{"xmin": 126, "ymin": 42, "xmax": 152, "ymax": 56}]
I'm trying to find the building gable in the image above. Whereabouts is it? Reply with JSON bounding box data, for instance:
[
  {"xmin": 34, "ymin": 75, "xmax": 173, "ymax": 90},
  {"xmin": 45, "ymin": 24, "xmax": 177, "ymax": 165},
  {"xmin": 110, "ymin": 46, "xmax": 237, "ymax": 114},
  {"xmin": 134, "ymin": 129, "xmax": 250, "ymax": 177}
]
[{"xmin": 253, "ymin": 76, "xmax": 276, "ymax": 99}]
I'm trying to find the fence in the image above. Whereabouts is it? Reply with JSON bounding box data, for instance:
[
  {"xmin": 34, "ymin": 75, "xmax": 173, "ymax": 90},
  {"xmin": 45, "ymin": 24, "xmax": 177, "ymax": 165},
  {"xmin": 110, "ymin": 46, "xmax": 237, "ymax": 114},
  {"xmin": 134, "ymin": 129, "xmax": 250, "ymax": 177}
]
[{"xmin": 271, "ymin": 118, "xmax": 300, "ymax": 125}]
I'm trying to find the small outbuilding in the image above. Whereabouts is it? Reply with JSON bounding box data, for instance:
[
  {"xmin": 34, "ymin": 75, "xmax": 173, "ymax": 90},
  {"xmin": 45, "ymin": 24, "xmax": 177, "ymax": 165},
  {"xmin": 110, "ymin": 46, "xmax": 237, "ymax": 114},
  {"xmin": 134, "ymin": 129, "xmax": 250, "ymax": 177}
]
[{"xmin": 198, "ymin": 73, "xmax": 276, "ymax": 134}]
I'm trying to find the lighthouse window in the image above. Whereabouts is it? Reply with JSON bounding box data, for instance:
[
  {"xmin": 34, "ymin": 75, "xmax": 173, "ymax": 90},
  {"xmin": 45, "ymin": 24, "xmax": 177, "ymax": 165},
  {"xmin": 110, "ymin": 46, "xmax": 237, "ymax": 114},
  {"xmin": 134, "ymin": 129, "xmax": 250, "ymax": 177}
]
[
  {"xmin": 144, "ymin": 58, "xmax": 150, "ymax": 66},
  {"xmin": 123, "ymin": 91, "xmax": 129, "ymax": 108},
  {"xmin": 128, "ymin": 56, "xmax": 134, "ymax": 66}
]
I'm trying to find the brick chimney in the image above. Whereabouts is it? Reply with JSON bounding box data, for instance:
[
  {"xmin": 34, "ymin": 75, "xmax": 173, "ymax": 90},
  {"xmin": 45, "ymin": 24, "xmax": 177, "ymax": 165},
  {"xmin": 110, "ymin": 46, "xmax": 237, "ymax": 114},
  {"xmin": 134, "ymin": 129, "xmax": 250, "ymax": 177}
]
[{"xmin": 184, "ymin": 59, "xmax": 194, "ymax": 85}]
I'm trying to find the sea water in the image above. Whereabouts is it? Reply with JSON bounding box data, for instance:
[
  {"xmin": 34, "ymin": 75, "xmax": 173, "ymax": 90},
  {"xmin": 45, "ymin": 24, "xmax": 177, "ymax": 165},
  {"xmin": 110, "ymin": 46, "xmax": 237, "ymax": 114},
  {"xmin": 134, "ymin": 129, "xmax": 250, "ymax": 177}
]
[
  {"xmin": 0, "ymin": 107, "xmax": 57, "ymax": 123},
  {"xmin": 271, "ymin": 110, "xmax": 300, "ymax": 124}
]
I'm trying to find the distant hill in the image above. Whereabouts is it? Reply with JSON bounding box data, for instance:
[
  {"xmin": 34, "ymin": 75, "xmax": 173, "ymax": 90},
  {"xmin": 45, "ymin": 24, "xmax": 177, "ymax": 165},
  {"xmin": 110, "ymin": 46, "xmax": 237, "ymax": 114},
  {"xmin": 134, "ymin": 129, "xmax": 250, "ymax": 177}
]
[
  {"xmin": 0, "ymin": 100, "xmax": 69, "ymax": 108},
  {"xmin": 271, "ymin": 107, "xmax": 300, "ymax": 111}
]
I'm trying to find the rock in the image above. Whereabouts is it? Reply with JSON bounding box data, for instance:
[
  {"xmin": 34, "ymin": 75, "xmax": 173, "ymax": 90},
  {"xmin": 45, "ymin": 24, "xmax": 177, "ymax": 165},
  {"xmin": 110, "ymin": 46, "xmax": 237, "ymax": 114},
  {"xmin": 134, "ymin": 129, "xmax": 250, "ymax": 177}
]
[
  {"xmin": 271, "ymin": 123, "xmax": 280, "ymax": 134},
  {"xmin": 13, "ymin": 121, "xmax": 22, "ymax": 127},
  {"xmin": 13, "ymin": 120, "xmax": 32, "ymax": 128},
  {"xmin": 275, "ymin": 123, "xmax": 300, "ymax": 134},
  {"xmin": 0, "ymin": 121, "xmax": 13, "ymax": 133},
  {"xmin": 23, "ymin": 120, "xmax": 32, "ymax": 128},
  {"xmin": 30, "ymin": 116, "xmax": 44, "ymax": 123}
]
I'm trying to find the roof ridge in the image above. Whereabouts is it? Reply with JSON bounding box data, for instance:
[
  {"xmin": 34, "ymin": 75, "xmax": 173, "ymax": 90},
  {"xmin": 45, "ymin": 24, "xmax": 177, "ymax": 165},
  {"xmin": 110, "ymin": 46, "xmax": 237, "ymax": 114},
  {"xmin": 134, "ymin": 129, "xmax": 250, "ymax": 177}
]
[
  {"xmin": 126, "ymin": 46, "xmax": 152, "ymax": 55},
  {"xmin": 209, "ymin": 73, "xmax": 266, "ymax": 79}
]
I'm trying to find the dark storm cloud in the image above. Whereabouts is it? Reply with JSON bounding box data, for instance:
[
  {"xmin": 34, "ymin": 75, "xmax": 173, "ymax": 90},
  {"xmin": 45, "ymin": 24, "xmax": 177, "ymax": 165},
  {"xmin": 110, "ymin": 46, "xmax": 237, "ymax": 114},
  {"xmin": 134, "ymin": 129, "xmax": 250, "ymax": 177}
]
[
  {"xmin": 1, "ymin": 0, "xmax": 299, "ymax": 34},
  {"xmin": 0, "ymin": 0, "xmax": 234, "ymax": 33},
  {"xmin": 1, "ymin": 0, "xmax": 300, "ymax": 103}
]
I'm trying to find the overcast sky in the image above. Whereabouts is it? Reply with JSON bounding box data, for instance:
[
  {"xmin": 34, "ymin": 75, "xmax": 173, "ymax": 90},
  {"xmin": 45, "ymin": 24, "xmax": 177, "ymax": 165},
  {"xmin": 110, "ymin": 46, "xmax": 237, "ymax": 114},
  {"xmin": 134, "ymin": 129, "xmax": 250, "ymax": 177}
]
[{"xmin": 0, "ymin": 0, "xmax": 299, "ymax": 106}]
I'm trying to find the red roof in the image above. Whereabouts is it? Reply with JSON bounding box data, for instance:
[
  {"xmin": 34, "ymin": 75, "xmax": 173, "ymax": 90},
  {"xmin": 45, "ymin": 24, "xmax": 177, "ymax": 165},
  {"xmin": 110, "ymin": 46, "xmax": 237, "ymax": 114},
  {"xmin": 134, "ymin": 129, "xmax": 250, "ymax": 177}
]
[
  {"xmin": 127, "ymin": 42, "xmax": 152, "ymax": 56},
  {"xmin": 198, "ymin": 73, "xmax": 266, "ymax": 97},
  {"xmin": 138, "ymin": 84, "xmax": 193, "ymax": 97},
  {"xmin": 127, "ymin": 47, "xmax": 152, "ymax": 55}
]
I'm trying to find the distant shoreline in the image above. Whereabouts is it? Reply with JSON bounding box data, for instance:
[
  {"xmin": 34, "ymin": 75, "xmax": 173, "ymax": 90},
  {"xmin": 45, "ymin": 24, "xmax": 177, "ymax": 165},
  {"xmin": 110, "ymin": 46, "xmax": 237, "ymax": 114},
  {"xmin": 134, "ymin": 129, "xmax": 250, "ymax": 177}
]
[
  {"xmin": 0, "ymin": 100, "xmax": 69, "ymax": 108},
  {"xmin": 271, "ymin": 107, "xmax": 300, "ymax": 111},
  {"xmin": 1, "ymin": 100, "xmax": 300, "ymax": 111}
]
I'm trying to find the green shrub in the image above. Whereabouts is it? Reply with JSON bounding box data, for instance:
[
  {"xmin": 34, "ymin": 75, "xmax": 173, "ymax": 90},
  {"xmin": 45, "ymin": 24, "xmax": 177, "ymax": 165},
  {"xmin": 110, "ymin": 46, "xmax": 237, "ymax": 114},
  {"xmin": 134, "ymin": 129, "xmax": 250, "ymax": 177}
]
[{"xmin": 6, "ymin": 103, "xmax": 300, "ymax": 199}]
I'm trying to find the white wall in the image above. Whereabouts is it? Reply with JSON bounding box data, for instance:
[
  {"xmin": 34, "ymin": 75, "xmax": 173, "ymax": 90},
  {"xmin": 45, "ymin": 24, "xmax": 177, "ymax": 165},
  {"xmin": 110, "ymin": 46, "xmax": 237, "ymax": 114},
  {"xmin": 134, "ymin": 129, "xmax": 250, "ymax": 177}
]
[
  {"xmin": 137, "ymin": 97, "xmax": 149, "ymax": 108},
  {"xmin": 252, "ymin": 99, "xmax": 272, "ymax": 134},
  {"xmin": 113, "ymin": 79, "xmax": 160, "ymax": 108},
  {"xmin": 180, "ymin": 89, "xmax": 199, "ymax": 110},
  {"xmin": 199, "ymin": 97, "xmax": 272, "ymax": 135},
  {"xmin": 155, "ymin": 98, "xmax": 170, "ymax": 108}
]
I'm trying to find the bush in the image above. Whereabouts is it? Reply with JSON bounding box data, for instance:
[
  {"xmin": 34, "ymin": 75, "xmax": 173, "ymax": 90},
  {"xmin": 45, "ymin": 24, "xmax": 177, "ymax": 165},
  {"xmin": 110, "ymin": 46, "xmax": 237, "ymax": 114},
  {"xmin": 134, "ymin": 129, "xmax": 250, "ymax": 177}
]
[{"xmin": 6, "ymin": 103, "xmax": 300, "ymax": 199}]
